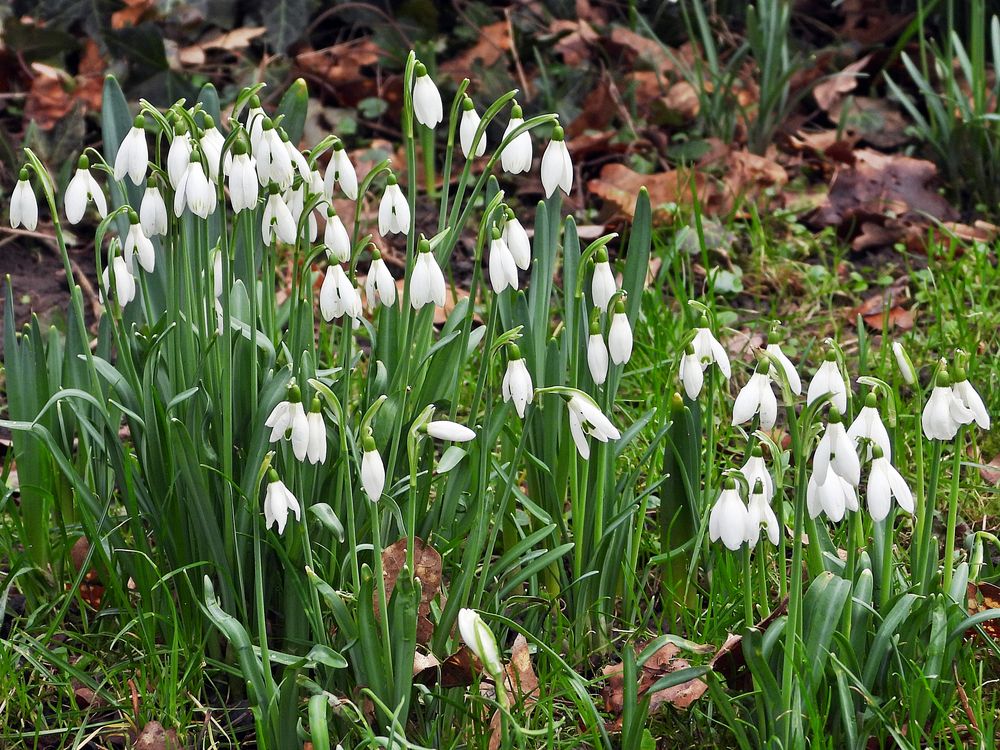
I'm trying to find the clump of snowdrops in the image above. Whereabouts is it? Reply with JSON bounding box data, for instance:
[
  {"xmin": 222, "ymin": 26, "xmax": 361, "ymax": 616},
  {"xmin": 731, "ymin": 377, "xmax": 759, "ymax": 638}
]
[{"xmin": 3, "ymin": 53, "xmax": 653, "ymax": 747}]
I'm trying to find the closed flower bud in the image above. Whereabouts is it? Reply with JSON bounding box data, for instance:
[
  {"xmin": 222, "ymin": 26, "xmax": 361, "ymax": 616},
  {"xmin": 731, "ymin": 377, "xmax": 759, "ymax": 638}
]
[
  {"xmin": 228, "ymin": 142, "xmax": 259, "ymax": 213},
  {"xmin": 765, "ymin": 332, "xmax": 800, "ymax": 395},
  {"xmin": 679, "ymin": 345, "xmax": 704, "ymax": 399},
  {"xmin": 540, "ymin": 125, "xmax": 573, "ymax": 197},
  {"xmin": 608, "ymin": 300, "xmax": 632, "ymax": 365},
  {"xmin": 587, "ymin": 316, "xmax": 609, "ymax": 386},
  {"xmin": 591, "ymin": 248, "xmax": 617, "ymax": 312},
  {"xmin": 488, "ymin": 229, "xmax": 518, "ymax": 293},
  {"xmin": 365, "ymin": 247, "xmax": 397, "ymax": 309},
  {"xmin": 199, "ymin": 115, "xmax": 230, "ymax": 181},
  {"xmin": 459, "ymin": 97, "xmax": 486, "ymax": 158},
  {"xmin": 410, "ymin": 239, "xmax": 446, "ymax": 310},
  {"xmin": 892, "ymin": 341, "xmax": 916, "ymax": 385},
  {"xmin": 306, "ymin": 398, "xmax": 327, "ymax": 465},
  {"xmin": 324, "ymin": 207, "xmax": 351, "ymax": 262},
  {"xmin": 426, "ymin": 420, "xmax": 476, "ymax": 442},
  {"xmin": 140, "ymin": 179, "xmax": 168, "ymax": 236},
  {"xmin": 10, "ymin": 169, "xmax": 38, "ymax": 231},
  {"xmin": 114, "ymin": 115, "xmax": 149, "ymax": 185},
  {"xmin": 166, "ymin": 125, "xmax": 192, "ymax": 190},
  {"xmin": 501, "ymin": 345, "xmax": 533, "ymax": 418},
  {"xmin": 361, "ymin": 434, "xmax": 385, "ymax": 502},
  {"xmin": 500, "ymin": 103, "xmax": 532, "ymax": 174},
  {"xmin": 502, "ymin": 209, "xmax": 531, "ymax": 270},
  {"xmin": 412, "ymin": 62, "xmax": 443, "ymax": 129},
  {"xmin": 807, "ymin": 351, "xmax": 848, "ymax": 413},
  {"xmin": 458, "ymin": 608, "xmax": 504, "ymax": 678}
]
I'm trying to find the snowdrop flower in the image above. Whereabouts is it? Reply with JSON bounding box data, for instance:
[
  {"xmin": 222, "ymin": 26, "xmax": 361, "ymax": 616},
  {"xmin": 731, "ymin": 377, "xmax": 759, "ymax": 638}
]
[
  {"xmin": 320, "ymin": 264, "xmax": 362, "ymax": 322},
  {"xmin": 709, "ymin": 478, "xmax": 749, "ymax": 551},
  {"xmin": 114, "ymin": 115, "xmax": 148, "ymax": 185},
  {"xmin": 807, "ymin": 470, "xmax": 858, "ymax": 522},
  {"xmin": 228, "ymin": 141, "xmax": 259, "ymax": 213},
  {"xmin": 246, "ymin": 96, "xmax": 267, "ymax": 155},
  {"xmin": 174, "ymin": 151, "xmax": 216, "ymax": 218},
  {"xmin": 426, "ymin": 420, "xmax": 476, "ymax": 442},
  {"xmin": 500, "ymin": 102, "xmax": 532, "ymax": 174},
  {"xmin": 361, "ymin": 434, "xmax": 385, "ymax": 502},
  {"xmin": 690, "ymin": 319, "xmax": 732, "ymax": 381},
  {"xmin": 365, "ymin": 246, "xmax": 396, "ymax": 309},
  {"xmin": 501, "ymin": 345, "xmax": 533, "ymax": 418},
  {"xmin": 922, "ymin": 371, "xmax": 972, "ymax": 441},
  {"xmin": 565, "ymin": 392, "xmax": 621, "ymax": 460},
  {"xmin": 282, "ymin": 131, "xmax": 312, "ymax": 184},
  {"xmin": 255, "ymin": 118, "xmax": 294, "ymax": 189},
  {"xmin": 458, "ymin": 608, "xmax": 503, "ymax": 678},
  {"xmin": 166, "ymin": 122, "xmax": 192, "ymax": 189},
  {"xmin": 211, "ymin": 248, "xmax": 223, "ymax": 298},
  {"xmin": 324, "ymin": 142, "xmax": 358, "ymax": 200},
  {"xmin": 124, "ymin": 212, "xmax": 155, "ymax": 273},
  {"xmin": 732, "ymin": 361, "xmax": 778, "ymax": 430},
  {"xmin": 591, "ymin": 248, "xmax": 617, "ymax": 311},
  {"xmin": 746, "ymin": 479, "xmax": 780, "ymax": 546},
  {"xmin": 608, "ymin": 300, "xmax": 632, "ymax": 365},
  {"xmin": 459, "ymin": 96, "xmax": 486, "ymax": 158},
  {"xmin": 540, "ymin": 124, "xmax": 573, "ymax": 197},
  {"xmin": 847, "ymin": 393, "xmax": 891, "ymax": 461},
  {"xmin": 265, "ymin": 385, "xmax": 310, "ymax": 461},
  {"xmin": 807, "ymin": 351, "xmax": 848, "ymax": 413},
  {"xmin": 262, "ymin": 184, "xmax": 297, "ymax": 245},
  {"xmin": 765, "ymin": 333, "xmax": 800, "ymax": 395},
  {"xmin": 866, "ymin": 445, "xmax": 913, "ymax": 522},
  {"xmin": 65, "ymin": 156, "xmax": 107, "ymax": 224},
  {"xmin": 378, "ymin": 174, "xmax": 410, "ymax": 235},
  {"xmin": 410, "ymin": 239, "xmax": 446, "ymax": 310},
  {"xmin": 813, "ymin": 409, "xmax": 861, "ymax": 487},
  {"xmin": 892, "ymin": 341, "xmax": 917, "ymax": 385},
  {"xmin": 305, "ymin": 398, "xmax": 327, "ymax": 465},
  {"xmin": 9, "ymin": 168, "xmax": 37, "ymax": 231},
  {"xmin": 739, "ymin": 446, "xmax": 774, "ymax": 503},
  {"xmin": 263, "ymin": 469, "xmax": 301, "ymax": 535},
  {"xmin": 324, "ymin": 207, "xmax": 351, "ymax": 262},
  {"xmin": 587, "ymin": 314, "xmax": 609, "ymax": 386},
  {"xmin": 140, "ymin": 178, "xmax": 168, "ymax": 236},
  {"xmin": 101, "ymin": 253, "xmax": 136, "ymax": 308},
  {"xmin": 284, "ymin": 183, "xmax": 317, "ymax": 242},
  {"xmin": 488, "ymin": 229, "xmax": 518, "ymax": 293},
  {"xmin": 679, "ymin": 345, "xmax": 704, "ymax": 399},
  {"xmin": 502, "ymin": 209, "xmax": 531, "ymax": 270},
  {"xmin": 412, "ymin": 62, "xmax": 443, "ymax": 129},
  {"xmin": 952, "ymin": 365, "xmax": 990, "ymax": 430},
  {"xmin": 199, "ymin": 115, "xmax": 230, "ymax": 181}
]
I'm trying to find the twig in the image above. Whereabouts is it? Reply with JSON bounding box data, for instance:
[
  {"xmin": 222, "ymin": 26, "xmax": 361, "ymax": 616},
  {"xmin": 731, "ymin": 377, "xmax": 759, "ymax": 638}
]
[{"xmin": 505, "ymin": 8, "xmax": 531, "ymax": 101}]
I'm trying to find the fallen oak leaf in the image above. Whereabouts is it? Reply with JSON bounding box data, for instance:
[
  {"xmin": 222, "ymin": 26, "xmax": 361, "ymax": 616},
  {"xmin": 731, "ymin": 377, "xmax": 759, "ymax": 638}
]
[
  {"xmin": 379, "ymin": 537, "xmax": 443, "ymax": 644},
  {"xmin": 488, "ymin": 635, "xmax": 539, "ymax": 750},
  {"xmin": 813, "ymin": 54, "xmax": 872, "ymax": 113},
  {"xmin": 413, "ymin": 647, "xmax": 476, "ymax": 689},
  {"xmin": 588, "ymin": 163, "xmax": 709, "ymax": 223}
]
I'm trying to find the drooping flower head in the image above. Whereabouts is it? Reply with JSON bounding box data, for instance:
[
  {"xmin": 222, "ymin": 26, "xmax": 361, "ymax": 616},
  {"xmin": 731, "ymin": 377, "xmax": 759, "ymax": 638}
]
[
  {"xmin": 410, "ymin": 237, "xmax": 446, "ymax": 310},
  {"xmin": 412, "ymin": 61, "xmax": 443, "ymax": 129},
  {"xmin": 265, "ymin": 383, "xmax": 310, "ymax": 461},
  {"xmin": 65, "ymin": 155, "xmax": 107, "ymax": 225},
  {"xmin": 379, "ymin": 173, "xmax": 410, "ymax": 236},
  {"xmin": 847, "ymin": 392, "xmax": 892, "ymax": 461},
  {"xmin": 502, "ymin": 207, "xmax": 531, "ymax": 270},
  {"xmin": 746, "ymin": 478, "xmax": 780, "ymax": 547},
  {"xmin": 361, "ymin": 432, "xmax": 385, "ymax": 502},
  {"xmin": 500, "ymin": 102, "xmax": 532, "ymax": 174},
  {"xmin": 458, "ymin": 608, "xmax": 504, "ymax": 679},
  {"xmin": 488, "ymin": 227, "xmax": 518, "ymax": 294},
  {"xmin": 459, "ymin": 96, "xmax": 486, "ymax": 159},
  {"xmin": 540, "ymin": 124, "xmax": 573, "ymax": 197},
  {"xmin": 365, "ymin": 245, "xmax": 397, "ymax": 309},
  {"xmin": 124, "ymin": 209, "xmax": 155, "ymax": 274},
  {"xmin": 813, "ymin": 408, "xmax": 861, "ymax": 488},
  {"xmin": 263, "ymin": 468, "xmax": 301, "ymax": 535},
  {"xmin": 732, "ymin": 359, "xmax": 778, "ymax": 430},
  {"xmin": 951, "ymin": 361, "xmax": 990, "ymax": 430},
  {"xmin": 922, "ymin": 368, "xmax": 972, "ymax": 441},
  {"xmin": 866, "ymin": 445, "xmax": 913, "ymax": 522},
  {"xmin": 228, "ymin": 139, "xmax": 259, "ymax": 213},
  {"xmin": 587, "ymin": 311, "xmax": 609, "ymax": 386},
  {"xmin": 324, "ymin": 141, "xmax": 358, "ymax": 200},
  {"xmin": 709, "ymin": 476, "xmax": 749, "ymax": 551},
  {"xmin": 591, "ymin": 247, "xmax": 616, "ymax": 312},
  {"xmin": 501, "ymin": 344, "xmax": 534, "ymax": 418},
  {"xmin": 114, "ymin": 114, "xmax": 149, "ymax": 185},
  {"xmin": 764, "ymin": 326, "xmax": 800, "ymax": 395},
  {"xmin": 565, "ymin": 392, "xmax": 621, "ymax": 460},
  {"xmin": 807, "ymin": 349, "xmax": 848, "ymax": 413},
  {"xmin": 10, "ymin": 167, "xmax": 38, "ymax": 231},
  {"xmin": 608, "ymin": 298, "xmax": 633, "ymax": 366},
  {"xmin": 140, "ymin": 176, "xmax": 168, "ymax": 237}
]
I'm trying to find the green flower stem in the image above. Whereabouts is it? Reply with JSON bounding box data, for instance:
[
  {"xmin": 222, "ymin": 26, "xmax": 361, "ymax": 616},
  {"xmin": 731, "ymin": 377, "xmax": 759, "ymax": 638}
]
[{"xmin": 941, "ymin": 428, "xmax": 965, "ymax": 594}]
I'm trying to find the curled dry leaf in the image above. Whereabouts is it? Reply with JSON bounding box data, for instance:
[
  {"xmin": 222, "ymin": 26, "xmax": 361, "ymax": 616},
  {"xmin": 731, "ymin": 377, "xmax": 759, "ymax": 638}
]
[
  {"xmin": 379, "ymin": 537, "xmax": 443, "ymax": 644},
  {"xmin": 135, "ymin": 721, "xmax": 180, "ymax": 750},
  {"xmin": 588, "ymin": 163, "xmax": 706, "ymax": 223},
  {"xmin": 25, "ymin": 41, "xmax": 104, "ymax": 131},
  {"xmin": 813, "ymin": 54, "xmax": 872, "ymax": 114},
  {"xmin": 440, "ymin": 21, "xmax": 511, "ymax": 76},
  {"xmin": 851, "ymin": 281, "xmax": 914, "ymax": 332},
  {"xmin": 488, "ymin": 635, "xmax": 539, "ymax": 750},
  {"xmin": 979, "ymin": 454, "xmax": 1000, "ymax": 486},
  {"xmin": 966, "ymin": 582, "xmax": 1000, "ymax": 643}
]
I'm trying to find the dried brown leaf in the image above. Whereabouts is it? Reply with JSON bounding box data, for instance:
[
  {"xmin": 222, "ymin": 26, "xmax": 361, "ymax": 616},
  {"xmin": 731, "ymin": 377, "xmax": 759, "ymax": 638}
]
[
  {"xmin": 813, "ymin": 54, "xmax": 872, "ymax": 113},
  {"xmin": 379, "ymin": 537, "xmax": 443, "ymax": 644},
  {"xmin": 440, "ymin": 22, "xmax": 511, "ymax": 76}
]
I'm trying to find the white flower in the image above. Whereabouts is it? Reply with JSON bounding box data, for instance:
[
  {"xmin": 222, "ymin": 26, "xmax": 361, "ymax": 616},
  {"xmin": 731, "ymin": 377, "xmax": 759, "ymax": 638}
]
[
  {"xmin": 588, "ymin": 330, "xmax": 609, "ymax": 386},
  {"xmin": 922, "ymin": 375, "xmax": 972, "ymax": 441},
  {"xmin": 324, "ymin": 144, "xmax": 358, "ymax": 200},
  {"xmin": 320, "ymin": 264, "xmax": 361, "ymax": 321},
  {"xmin": 256, "ymin": 120, "xmax": 294, "ymax": 188},
  {"xmin": 265, "ymin": 389, "xmax": 310, "ymax": 460},
  {"xmin": 211, "ymin": 248, "xmax": 223, "ymax": 298},
  {"xmin": 124, "ymin": 219, "xmax": 155, "ymax": 273},
  {"xmin": 361, "ymin": 435, "xmax": 385, "ymax": 502},
  {"xmin": 745, "ymin": 479, "xmax": 779, "ymax": 546},
  {"xmin": 378, "ymin": 178, "xmax": 410, "ymax": 235},
  {"xmin": 608, "ymin": 303, "xmax": 632, "ymax": 365},
  {"xmin": 847, "ymin": 397, "xmax": 891, "ymax": 461},
  {"xmin": 174, "ymin": 157, "xmax": 216, "ymax": 219},
  {"xmin": 262, "ymin": 186, "xmax": 297, "ymax": 245},
  {"xmin": 732, "ymin": 364, "xmax": 778, "ymax": 430},
  {"xmin": 140, "ymin": 182, "xmax": 167, "ymax": 236},
  {"xmin": 709, "ymin": 480, "xmax": 749, "ymax": 551},
  {"xmin": 65, "ymin": 160, "xmax": 107, "ymax": 225},
  {"xmin": 501, "ymin": 349, "xmax": 533, "ymax": 418},
  {"xmin": 500, "ymin": 104, "xmax": 532, "ymax": 174},
  {"xmin": 263, "ymin": 472, "xmax": 301, "ymax": 535},
  {"xmin": 765, "ymin": 342, "xmax": 800, "ymax": 395},
  {"xmin": 691, "ymin": 323, "xmax": 732, "ymax": 380},
  {"xmin": 246, "ymin": 99, "xmax": 266, "ymax": 154},
  {"xmin": 426, "ymin": 420, "xmax": 476, "ymax": 442},
  {"xmin": 867, "ymin": 449, "xmax": 913, "ymax": 522},
  {"xmin": 114, "ymin": 117, "xmax": 148, "ymax": 185},
  {"xmin": 502, "ymin": 212, "xmax": 531, "ymax": 270},
  {"xmin": 739, "ymin": 449, "xmax": 774, "ymax": 503},
  {"xmin": 101, "ymin": 254, "xmax": 136, "ymax": 307},
  {"xmin": 167, "ymin": 130, "xmax": 192, "ymax": 190},
  {"xmin": 200, "ymin": 118, "xmax": 231, "ymax": 181},
  {"xmin": 9, "ymin": 171, "xmax": 37, "ymax": 231},
  {"xmin": 412, "ymin": 64, "xmax": 443, "ymax": 129},
  {"xmin": 284, "ymin": 137, "xmax": 312, "ymax": 184},
  {"xmin": 807, "ymin": 470, "xmax": 858, "ymax": 522},
  {"xmin": 807, "ymin": 355, "xmax": 848, "ymax": 413},
  {"xmin": 540, "ymin": 125, "xmax": 573, "ymax": 197},
  {"xmin": 591, "ymin": 253, "xmax": 616, "ymax": 311},
  {"xmin": 365, "ymin": 249, "xmax": 396, "ymax": 309},
  {"xmin": 952, "ymin": 375, "xmax": 990, "ymax": 430},
  {"xmin": 459, "ymin": 98, "xmax": 486, "ymax": 158},
  {"xmin": 813, "ymin": 416, "xmax": 861, "ymax": 487},
  {"xmin": 566, "ymin": 392, "xmax": 621, "ymax": 460},
  {"xmin": 229, "ymin": 148, "xmax": 259, "ymax": 213},
  {"xmin": 458, "ymin": 608, "xmax": 503, "ymax": 678},
  {"xmin": 306, "ymin": 401, "xmax": 327, "ymax": 465},
  {"xmin": 892, "ymin": 341, "xmax": 916, "ymax": 385},
  {"xmin": 679, "ymin": 349, "xmax": 704, "ymax": 399},
  {"xmin": 324, "ymin": 210, "xmax": 351, "ymax": 262},
  {"xmin": 283, "ymin": 184, "xmax": 316, "ymax": 242},
  {"xmin": 410, "ymin": 243, "xmax": 446, "ymax": 309},
  {"xmin": 488, "ymin": 233, "xmax": 518, "ymax": 293}
]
